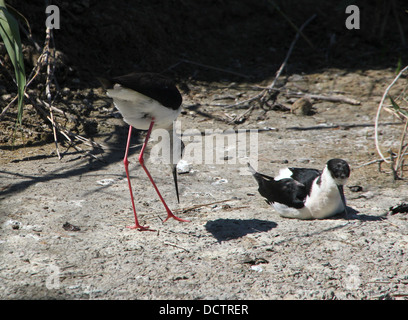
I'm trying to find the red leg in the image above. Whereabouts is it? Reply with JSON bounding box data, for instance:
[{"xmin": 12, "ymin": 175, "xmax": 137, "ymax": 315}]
[
  {"xmin": 139, "ymin": 120, "xmax": 190, "ymax": 223},
  {"xmin": 123, "ymin": 126, "xmax": 153, "ymax": 231}
]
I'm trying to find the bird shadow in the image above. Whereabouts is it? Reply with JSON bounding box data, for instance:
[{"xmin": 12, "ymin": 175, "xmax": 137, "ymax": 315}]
[
  {"xmin": 204, "ymin": 218, "xmax": 277, "ymax": 242},
  {"xmin": 332, "ymin": 206, "xmax": 385, "ymax": 221}
]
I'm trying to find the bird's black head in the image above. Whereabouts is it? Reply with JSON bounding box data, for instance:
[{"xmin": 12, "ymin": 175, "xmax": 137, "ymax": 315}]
[{"xmin": 327, "ymin": 158, "xmax": 350, "ymax": 183}]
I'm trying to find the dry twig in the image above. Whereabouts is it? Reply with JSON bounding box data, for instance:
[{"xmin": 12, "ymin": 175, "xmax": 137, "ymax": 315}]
[
  {"xmin": 163, "ymin": 242, "xmax": 190, "ymax": 253},
  {"xmin": 285, "ymin": 91, "xmax": 361, "ymax": 105},
  {"xmin": 212, "ymin": 88, "xmax": 361, "ymax": 108},
  {"xmin": 44, "ymin": 25, "xmax": 61, "ymax": 159},
  {"xmin": 374, "ymin": 65, "xmax": 408, "ymax": 178},
  {"xmin": 1, "ymin": 11, "xmax": 106, "ymax": 160},
  {"xmin": 356, "ymin": 152, "xmax": 408, "ymax": 169},
  {"xmin": 221, "ymin": 14, "xmax": 317, "ymax": 119},
  {"xmin": 173, "ymin": 198, "xmax": 236, "ymax": 214}
]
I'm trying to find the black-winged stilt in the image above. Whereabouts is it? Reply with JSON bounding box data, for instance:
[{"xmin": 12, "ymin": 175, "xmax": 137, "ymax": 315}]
[
  {"xmin": 99, "ymin": 72, "xmax": 189, "ymax": 231},
  {"xmin": 248, "ymin": 159, "xmax": 350, "ymax": 219}
]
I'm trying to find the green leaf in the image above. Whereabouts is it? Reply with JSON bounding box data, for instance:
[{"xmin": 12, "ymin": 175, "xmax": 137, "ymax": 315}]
[
  {"xmin": 396, "ymin": 56, "xmax": 402, "ymax": 74},
  {"xmin": 389, "ymin": 96, "xmax": 408, "ymax": 117},
  {"xmin": 0, "ymin": 0, "xmax": 26, "ymax": 125}
]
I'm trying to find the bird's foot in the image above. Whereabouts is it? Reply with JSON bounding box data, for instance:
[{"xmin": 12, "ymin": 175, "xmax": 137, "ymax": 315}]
[
  {"xmin": 163, "ymin": 209, "xmax": 190, "ymax": 223},
  {"xmin": 126, "ymin": 224, "xmax": 155, "ymax": 232}
]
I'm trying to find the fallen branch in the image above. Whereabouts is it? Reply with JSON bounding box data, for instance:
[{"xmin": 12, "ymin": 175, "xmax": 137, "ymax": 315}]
[
  {"xmin": 286, "ymin": 121, "xmax": 402, "ymax": 131},
  {"xmin": 285, "ymin": 92, "xmax": 361, "ymax": 105},
  {"xmin": 212, "ymin": 88, "xmax": 361, "ymax": 107},
  {"xmin": 173, "ymin": 198, "xmax": 236, "ymax": 214}
]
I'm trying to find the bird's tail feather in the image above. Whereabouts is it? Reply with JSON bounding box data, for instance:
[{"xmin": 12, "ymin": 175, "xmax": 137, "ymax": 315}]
[
  {"xmin": 247, "ymin": 163, "xmax": 274, "ymax": 181},
  {"xmin": 247, "ymin": 163, "xmax": 257, "ymax": 175}
]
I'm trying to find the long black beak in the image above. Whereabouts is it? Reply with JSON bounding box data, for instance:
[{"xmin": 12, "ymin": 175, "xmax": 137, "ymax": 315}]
[
  {"xmin": 172, "ymin": 164, "xmax": 180, "ymax": 203},
  {"xmin": 338, "ymin": 185, "xmax": 349, "ymax": 218}
]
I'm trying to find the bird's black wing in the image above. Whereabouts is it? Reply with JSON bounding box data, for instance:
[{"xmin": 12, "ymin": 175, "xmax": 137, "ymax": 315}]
[
  {"xmin": 287, "ymin": 167, "xmax": 321, "ymax": 195},
  {"xmin": 272, "ymin": 178, "xmax": 307, "ymax": 208},
  {"xmin": 248, "ymin": 164, "xmax": 307, "ymax": 209}
]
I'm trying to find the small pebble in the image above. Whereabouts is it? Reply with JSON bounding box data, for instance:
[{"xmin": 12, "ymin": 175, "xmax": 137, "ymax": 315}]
[
  {"xmin": 97, "ymin": 179, "xmax": 116, "ymax": 186},
  {"xmin": 177, "ymin": 160, "xmax": 191, "ymax": 173},
  {"xmin": 291, "ymin": 97, "xmax": 314, "ymax": 115},
  {"xmin": 251, "ymin": 265, "xmax": 263, "ymax": 272},
  {"xmin": 212, "ymin": 178, "xmax": 228, "ymax": 185},
  {"xmin": 63, "ymin": 222, "xmax": 81, "ymax": 232},
  {"xmin": 348, "ymin": 185, "xmax": 363, "ymax": 192}
]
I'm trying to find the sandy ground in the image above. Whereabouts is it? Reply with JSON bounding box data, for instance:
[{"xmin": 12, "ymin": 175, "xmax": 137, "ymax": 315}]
[{"xmin": 1, "ymin": 68, "xmax": 408, "ymax": 300}]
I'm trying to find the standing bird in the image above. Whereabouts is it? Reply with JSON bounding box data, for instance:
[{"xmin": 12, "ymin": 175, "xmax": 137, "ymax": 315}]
[
  {"xmin": 99, "ymin": 72, "xmax": 189, "ymax": 231},
  {"xmin": 248, "ymin": 159, "xmax": 350, "ymax": 219}
]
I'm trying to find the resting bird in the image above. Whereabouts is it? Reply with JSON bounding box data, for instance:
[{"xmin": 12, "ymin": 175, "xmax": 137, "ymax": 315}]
[{"xmin": 248, "ymin": 159, "xmax": 350, "ymax": 219}]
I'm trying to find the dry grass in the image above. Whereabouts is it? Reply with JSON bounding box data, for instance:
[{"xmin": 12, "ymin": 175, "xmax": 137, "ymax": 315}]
[{"xmin": 375, "ymin": 65, "xmax": 408, "ymax": 179}]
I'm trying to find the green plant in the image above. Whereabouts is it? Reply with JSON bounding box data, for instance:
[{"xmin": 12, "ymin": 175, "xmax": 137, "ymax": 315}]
[{"xmin": 0, "ymin": 0, "xmax": 26, "ymax": 125}]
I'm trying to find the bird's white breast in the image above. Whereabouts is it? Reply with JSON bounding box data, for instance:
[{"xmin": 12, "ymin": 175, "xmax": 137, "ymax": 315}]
[
  {"xmin": 107, "ymin": 86, "xmax": 181, "ymax": 130},
  {"xmin": 303, "ymin": 169, "xmax": 345, "ymax": 219},
  {"xmin": 304, "ymin": 182, "xmax": 344, "ymax": 219}
]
